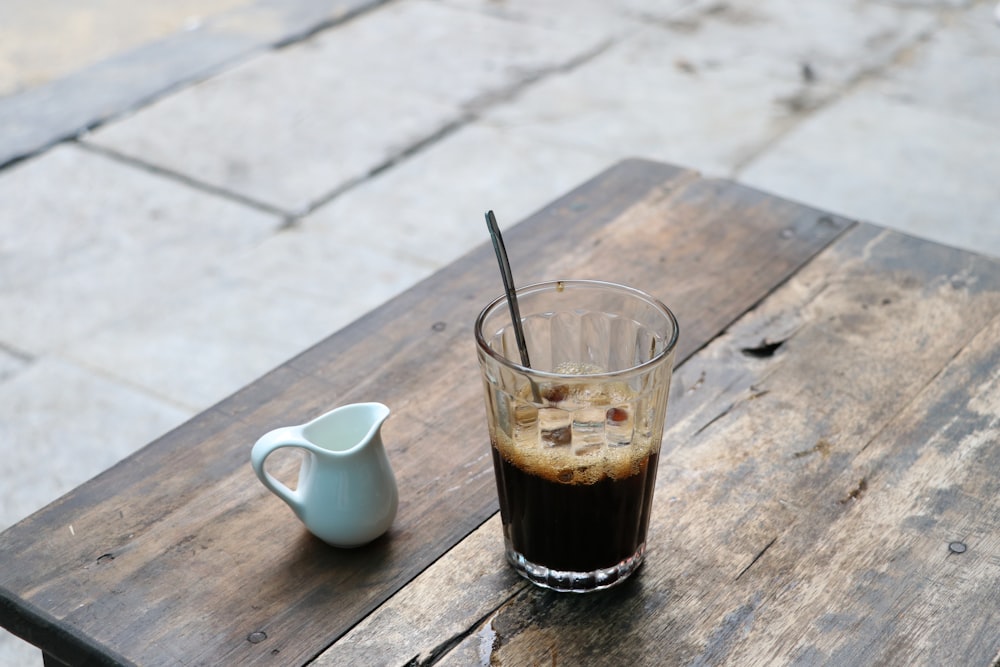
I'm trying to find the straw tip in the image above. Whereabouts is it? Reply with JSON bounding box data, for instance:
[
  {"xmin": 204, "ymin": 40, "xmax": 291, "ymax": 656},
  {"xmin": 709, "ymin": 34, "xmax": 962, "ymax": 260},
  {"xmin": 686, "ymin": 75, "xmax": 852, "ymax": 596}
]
[{"xmin": 485, "ymin": 210, "xmax": 500, "ymax": 233}]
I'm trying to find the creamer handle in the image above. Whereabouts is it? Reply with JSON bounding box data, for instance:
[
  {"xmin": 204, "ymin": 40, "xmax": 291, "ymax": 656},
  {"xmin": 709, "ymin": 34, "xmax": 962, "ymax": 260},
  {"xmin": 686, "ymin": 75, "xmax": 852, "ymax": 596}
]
[{"xmin": 250, "ymin": 427, "xmax": 316, "ymax": 517}]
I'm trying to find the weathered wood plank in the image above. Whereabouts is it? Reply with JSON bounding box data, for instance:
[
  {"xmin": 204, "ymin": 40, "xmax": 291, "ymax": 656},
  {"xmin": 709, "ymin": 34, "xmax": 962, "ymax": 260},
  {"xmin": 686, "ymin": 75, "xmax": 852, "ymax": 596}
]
[
  {"xmin": 310, "ymin": 513, "xmax": 520, "ymax": 667},
  {"xmin": 314, "ymin": 180, "xmax": 863, "ymax": 666},
  {"xmin": 720, "ymin": 309, "xmax": 1000, "ymax": 664},
  {"xmin": 341, "ymin": 225, "xmax": 1000, "ymax": 666},
  {"xmin": 0, "ymin": 160, "xmax": 852, "ymax": 666}
]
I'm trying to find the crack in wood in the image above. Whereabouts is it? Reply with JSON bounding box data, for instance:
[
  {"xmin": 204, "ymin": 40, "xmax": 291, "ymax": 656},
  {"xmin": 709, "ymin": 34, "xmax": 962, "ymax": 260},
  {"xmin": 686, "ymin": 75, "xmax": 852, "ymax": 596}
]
[
  {"xmin": 741, "ymin": 338, "xmax": 785, "ymax": 358},
  {"xmin": 694, "ymin": 388, "xmax": 770, "ymax": 437},
  {"xmin": 403, "ymin": 586, "xmax": 526, "ymax": 667},
  {"xmin": 858, "ymin": 317, "xmax": 990, "ymax": 455},
  {"xmin": 685, "ymin": 370, "xmax": 707, "ymax": 394},
  {"xmin": 735, "ymin": 537, "xmax": 777, "ymax": 581},
  {"xmin": 839, "ymin": 477, "xmax": 868, "ymax": 504},
  {"xmin": 792, "ymin": 438, "xmax": 832, "ymax": 459},
  {"xmin": 694, "ymin": 402, "xmax": 734, "ymax": 436}
]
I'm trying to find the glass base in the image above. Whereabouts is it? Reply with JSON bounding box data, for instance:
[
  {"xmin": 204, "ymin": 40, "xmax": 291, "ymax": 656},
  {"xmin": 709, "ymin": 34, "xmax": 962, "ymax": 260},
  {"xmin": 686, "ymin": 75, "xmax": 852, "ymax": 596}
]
[{"xmin": 505, "ymin": 542, "xmax": 646, "ymax": 593}]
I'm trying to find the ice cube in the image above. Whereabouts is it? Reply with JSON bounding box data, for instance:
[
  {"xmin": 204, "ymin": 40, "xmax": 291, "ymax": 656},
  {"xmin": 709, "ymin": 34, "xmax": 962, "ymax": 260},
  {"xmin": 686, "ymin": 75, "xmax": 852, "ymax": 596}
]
[
  {"xmin": 539, "ymin": 407, "xmax": 571, "ymax": 447},
  {"xmin": 572, "ymin": 407, "xmax": 606, "ymax": 455},
  {"xmin": 606, "ymin": 405, "xmax": 634, "ymax": 446}
]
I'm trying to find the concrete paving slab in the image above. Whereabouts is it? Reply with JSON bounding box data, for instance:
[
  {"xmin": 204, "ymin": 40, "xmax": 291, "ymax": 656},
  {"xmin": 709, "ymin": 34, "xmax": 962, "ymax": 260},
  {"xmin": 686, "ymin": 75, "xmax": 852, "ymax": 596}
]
[
  {"xmin": 298, "ymin": 121, "xmax": 619, "ymax": 273},
  {"xmin": 654, "ymin": 0, "xmax": 935, "ymax": 93},
  {"xmin": 0, "ymin": 347, "xmax": 29, "ymax": 383},
  {"xmin": 438, "ymin": 0, "xmax": 650, "ymax": 35},
  {"xmin": 872, "ymin": 1, "xmax": 1000, "ymax": 127},
  {"xmin": 0, "ymin": 0, "xmax": 252, "ymax": 96},
  {"xmin": 62, "ymin": 260, "xmax": 420, "ymax": 411},
  {"xmin": 739, "ymin": 91, "xmax": 1000, "ymax": 257},
  {"xmin": 880, "ymin": 0, "xmax": 972, "ymax": 7},
  {"xmin": 90, "ymin": 67, "xmax": 453, "ymax": 215},
  {"xmin": 0, "ymin": 630, "xmax": 38, "ymax": 665},
  {"xmin": 0, "ymin": 0, "xmax": 390, "ymax": 167},
  {"xmin": 0, "ymin": 356, "xmax": 192, "ymax": 532},
  {"xmin": 263, "ymin": 0, "xmax": 607, "ymax": 109},
  {"xmin": 46, "ymin": 122, "xmax": 619, "ymax": 421},
  {"xmin": 221, "ymin": 223, "xmax": 435, "ymax": 306},
  {"xmin": 482, "ymin": 27, "xmax": 803, "ymax": 177},
  {"xmin": 84, "ymin": 0, "xmax": 608, "ymax": 214},
  {"xmin": 0, "ymin": 30, "xmax": 259, "ymax": 169},
  {"xmin": 0, "ymin": 144, "xmax": 283, "ymax": 354},
  {"xmin": 451, "ymin": 0, "xmax": 723, "ymax": 28},
  {"xmin": 482, "ymin": 0, "xmax": 933, "ymax": 176}
]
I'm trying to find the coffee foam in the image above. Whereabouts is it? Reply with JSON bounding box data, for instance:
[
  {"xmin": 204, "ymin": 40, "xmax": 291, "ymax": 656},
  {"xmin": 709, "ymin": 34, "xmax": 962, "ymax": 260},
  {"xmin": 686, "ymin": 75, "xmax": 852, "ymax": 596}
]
[{"xmin": 492, "ymin": 429, "xmax": 656, "ymax": 485}]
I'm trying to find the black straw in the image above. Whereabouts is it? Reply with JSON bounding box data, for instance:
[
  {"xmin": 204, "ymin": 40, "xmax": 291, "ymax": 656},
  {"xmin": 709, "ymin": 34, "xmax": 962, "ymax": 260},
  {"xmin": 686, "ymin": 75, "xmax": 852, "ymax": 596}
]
[{"xmin": 485, "ymin": 210, "xmax": 532, "ymax": 369}]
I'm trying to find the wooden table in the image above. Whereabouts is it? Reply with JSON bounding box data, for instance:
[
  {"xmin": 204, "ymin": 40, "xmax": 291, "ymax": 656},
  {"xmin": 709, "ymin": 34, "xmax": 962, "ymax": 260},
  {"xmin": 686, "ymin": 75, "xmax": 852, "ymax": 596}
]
[{"xmin": 3, "ymin": 159, "xmax": 1000, "ymax": 666}]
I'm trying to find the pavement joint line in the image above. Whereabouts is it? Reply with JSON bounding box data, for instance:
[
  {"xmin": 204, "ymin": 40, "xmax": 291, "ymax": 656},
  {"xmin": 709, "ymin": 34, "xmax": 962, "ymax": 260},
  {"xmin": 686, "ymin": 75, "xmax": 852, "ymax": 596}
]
[
  {"xmin": 9, "ymin": 12, "xmax": 619, "ymax": 232},
  {"xmin": 7, "ymin": 0, "xmax": 624, "ymax": 226},
  {"xmin": 57, "ymin": 352, "xmax": 203, "ymax": 414},
  {"xmin": 0, "ymin": 0, "xmax": 395, "ymax": 172},
  {"xmin": 271, "ymin": 0, "xmax": 397, "ymax": 51},
  {"xmin": 464, "ymin": 36, "xmax": 619, "ymax": 116},
  {"xmin": 732, "ymin": 3, "xmax": 948, "ymax": 177},
  {"xmin": 297, "ymin": 35, "xmax": 621, "ymax": 218},
  {"xmin": 0, "ymin": 342, "xmax": 35, "ymax": 364},
  {"xmin": 75, "ymin": 140, "xmax": 298, "ymax": 224},
  {"xmin": 299, "ymin": 115, "xmax": 474, "ymax": 219}
]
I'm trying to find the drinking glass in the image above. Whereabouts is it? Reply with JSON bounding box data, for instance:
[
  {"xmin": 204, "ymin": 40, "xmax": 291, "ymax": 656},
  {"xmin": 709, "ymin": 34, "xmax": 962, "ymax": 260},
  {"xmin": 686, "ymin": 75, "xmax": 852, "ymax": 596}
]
[{"xmin": 475, "ymin": 280, "xmax": 678, "ymax": 592}]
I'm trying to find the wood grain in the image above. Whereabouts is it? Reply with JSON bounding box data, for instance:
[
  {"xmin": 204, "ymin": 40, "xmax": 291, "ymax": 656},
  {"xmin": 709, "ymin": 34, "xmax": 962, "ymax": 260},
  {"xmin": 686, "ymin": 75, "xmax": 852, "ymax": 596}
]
[
  {"xmin": 0, "ymin": 159, "xmax": 853, "ymax": 665},
  {"xmin": 363, "ymin": 225, "xmax": 1000, "ymax": 666},
  {"xmin": 315, "ymin": 184, "xmax": 870, "ymax": 665}
]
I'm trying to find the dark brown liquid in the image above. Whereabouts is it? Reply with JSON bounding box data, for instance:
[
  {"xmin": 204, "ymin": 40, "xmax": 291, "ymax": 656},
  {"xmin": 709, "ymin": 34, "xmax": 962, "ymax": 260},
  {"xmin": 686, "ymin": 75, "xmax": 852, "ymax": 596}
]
[{"xmin": 491, "ymin": 442, "xmax": 659, "ymax": 573}]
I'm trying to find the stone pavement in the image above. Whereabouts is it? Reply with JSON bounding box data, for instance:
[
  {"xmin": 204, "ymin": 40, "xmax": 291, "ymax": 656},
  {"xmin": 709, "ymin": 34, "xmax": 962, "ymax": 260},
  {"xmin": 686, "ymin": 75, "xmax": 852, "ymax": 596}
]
[{"xmin": 2, "ymin": 0, "xmax": 999, "ymax": 661}]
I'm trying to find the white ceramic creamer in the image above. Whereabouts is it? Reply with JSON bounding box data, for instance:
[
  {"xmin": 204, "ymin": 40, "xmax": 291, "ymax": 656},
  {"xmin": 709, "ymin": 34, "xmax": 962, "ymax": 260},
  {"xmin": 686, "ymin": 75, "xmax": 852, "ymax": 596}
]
[{"xmin": 251, "ymin": 403, "xmax": 398, "ymax": 548}]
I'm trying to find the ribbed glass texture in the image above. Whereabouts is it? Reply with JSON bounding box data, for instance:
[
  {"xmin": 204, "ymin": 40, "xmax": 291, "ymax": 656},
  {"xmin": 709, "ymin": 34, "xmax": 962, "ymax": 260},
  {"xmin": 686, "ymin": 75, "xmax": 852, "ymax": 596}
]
[{"xmin": 475, "ymin": 280, "xmax": 678, "ymax": 592}]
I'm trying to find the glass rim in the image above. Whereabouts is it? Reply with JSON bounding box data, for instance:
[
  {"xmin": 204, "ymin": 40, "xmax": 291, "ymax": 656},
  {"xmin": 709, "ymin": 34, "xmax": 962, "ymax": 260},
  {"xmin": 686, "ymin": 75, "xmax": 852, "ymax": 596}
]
[{"xmin": 474, "ymin": 279, "xmax": 680, "ymax": 381}]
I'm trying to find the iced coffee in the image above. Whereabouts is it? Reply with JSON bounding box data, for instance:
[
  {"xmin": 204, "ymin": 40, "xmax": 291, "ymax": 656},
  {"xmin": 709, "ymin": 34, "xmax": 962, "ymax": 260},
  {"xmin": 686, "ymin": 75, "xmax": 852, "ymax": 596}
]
[{"xmin": 476, "ymin": 281, "xmax": 678, "ymax": 592}]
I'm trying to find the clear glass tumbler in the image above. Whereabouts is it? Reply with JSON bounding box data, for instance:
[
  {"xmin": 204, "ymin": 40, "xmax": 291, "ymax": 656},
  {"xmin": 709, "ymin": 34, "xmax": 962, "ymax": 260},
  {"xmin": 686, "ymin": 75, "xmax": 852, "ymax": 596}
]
[{"xmin": 475, "ymin": 280, "xmax": 679, "ymax": 592}]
